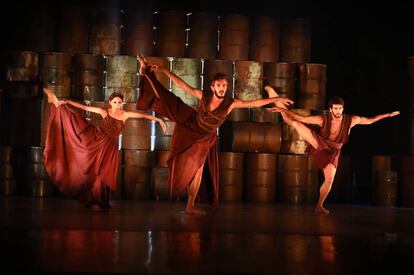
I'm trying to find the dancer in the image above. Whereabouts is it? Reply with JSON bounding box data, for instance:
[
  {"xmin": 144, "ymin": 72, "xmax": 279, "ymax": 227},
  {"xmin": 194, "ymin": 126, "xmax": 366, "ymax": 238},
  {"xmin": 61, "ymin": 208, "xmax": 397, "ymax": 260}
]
[
  {"xmin": 137, "ymin": 55, "xmax": 293, "ymax": 214},
  {"xmin": 43, "ymin": 87, "xmax": 166, "ymax": 208},
  {"xmin": 265, "ymin": 86, "xmax": 399, "ymax": 214}
]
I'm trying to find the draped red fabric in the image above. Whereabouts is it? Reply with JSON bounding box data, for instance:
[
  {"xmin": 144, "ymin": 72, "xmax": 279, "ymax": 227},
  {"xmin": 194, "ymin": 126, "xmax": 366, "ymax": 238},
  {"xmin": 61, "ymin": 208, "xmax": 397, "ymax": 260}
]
[
  {"xmin": 137, "ymin": 71, "xmax": 233, "ymax": 205},
  {"xmin": 43, "ymin": 105, "xmax": 123, "ymax": 207},
  {"xmin": 307, "ymin": 113, "xmax": 352, "ymax": 169}
]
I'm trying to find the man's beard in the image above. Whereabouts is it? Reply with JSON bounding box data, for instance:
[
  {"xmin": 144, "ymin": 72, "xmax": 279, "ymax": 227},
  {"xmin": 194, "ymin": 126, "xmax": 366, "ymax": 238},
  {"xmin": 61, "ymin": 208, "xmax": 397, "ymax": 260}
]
[
  {"xmin": 332, "ymin": 113, "xmax": 342, "ymax": 119},
  {"xmin": 215, "ymin": 90, "xmax": 225, "ymax": 99}
]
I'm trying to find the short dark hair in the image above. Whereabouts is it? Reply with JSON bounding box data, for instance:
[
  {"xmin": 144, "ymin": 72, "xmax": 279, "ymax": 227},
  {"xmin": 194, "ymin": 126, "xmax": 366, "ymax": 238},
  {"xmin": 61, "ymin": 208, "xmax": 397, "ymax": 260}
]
[
  {"xmin": 212, "ymin": 73, "xmax": 229, "ymax": 83},
  {"xmin": 328, "ymin": 96, "xmax": 344, "ymax": 108},
  {"xmin": 109, "ymin": 92, "xmax": 124, "ymax": 101}
]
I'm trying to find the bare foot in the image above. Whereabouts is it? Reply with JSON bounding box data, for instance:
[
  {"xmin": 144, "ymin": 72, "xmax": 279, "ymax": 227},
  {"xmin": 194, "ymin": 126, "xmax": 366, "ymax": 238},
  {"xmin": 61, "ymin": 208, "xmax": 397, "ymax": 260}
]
[
  {"xmin": 264, "ymin": 85, "xmax": 279, "ymax": 98},
  {"xmin": 185, "ymin": 206, "xmax": 207, "ymax": 215},
  {"xmin": 137, "ymin": 54, "xmax": 149, "ymax": 75},
  {"xmin": 43, "ymin": 88, "xmax": 58, "ymax": 105},
  {"xmin": 314, "ymin": 206, "xmax": 330, "ymax": 215}
]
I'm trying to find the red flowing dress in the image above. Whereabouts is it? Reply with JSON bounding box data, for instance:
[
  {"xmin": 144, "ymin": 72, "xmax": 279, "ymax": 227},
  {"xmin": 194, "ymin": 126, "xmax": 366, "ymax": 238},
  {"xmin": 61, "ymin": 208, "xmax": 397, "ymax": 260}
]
[{"xmin": 43, "ymin": 105, "xmax": 124, "ymax": 207}]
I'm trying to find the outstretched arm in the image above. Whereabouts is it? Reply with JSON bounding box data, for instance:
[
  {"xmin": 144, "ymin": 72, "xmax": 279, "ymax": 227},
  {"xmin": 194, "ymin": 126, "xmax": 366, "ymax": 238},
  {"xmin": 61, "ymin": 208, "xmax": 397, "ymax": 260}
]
[
  {"xmin": 125, "ymin": 111, "xmax": 167, "ymax": 133},
  {"xmin": 231, "ymin": 97, "xmax": 294, "ymax": 109},
  {"xmin": 268, "ymin": 106, "xmax": 324, "ymax": 126},
  {"xmin": 62, "ymin": 100, "xmax": 107, "ymax": 116},
  {"xmin": 351, "ymin": 111, "xmax": 400, "ymax": 127},
  {"xmin": 150, "ymin": 64, "xmax": 203, "ymax": 99}
]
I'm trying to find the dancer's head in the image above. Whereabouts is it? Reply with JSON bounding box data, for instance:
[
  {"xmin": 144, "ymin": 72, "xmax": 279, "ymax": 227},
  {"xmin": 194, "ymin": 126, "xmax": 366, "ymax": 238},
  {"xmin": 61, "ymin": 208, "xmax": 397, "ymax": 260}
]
[
  {"xmin": 210, "ymin": 73, "xmax": 229, "ymax": 99},
  {"xmin": 328, "ymin": 96, "xmax": 345, "ymax": 118},
  {"xmin": 109, "ymin": 92, "xmax": 124, "ymax": 110}
]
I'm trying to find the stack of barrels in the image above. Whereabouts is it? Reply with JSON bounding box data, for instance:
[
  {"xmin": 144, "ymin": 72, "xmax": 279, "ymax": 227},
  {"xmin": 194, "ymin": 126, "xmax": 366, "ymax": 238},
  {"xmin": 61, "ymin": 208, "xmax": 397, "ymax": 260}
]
[{"xmin": 1, "ymin": 6, "xmax": 336, "ymax": 206}]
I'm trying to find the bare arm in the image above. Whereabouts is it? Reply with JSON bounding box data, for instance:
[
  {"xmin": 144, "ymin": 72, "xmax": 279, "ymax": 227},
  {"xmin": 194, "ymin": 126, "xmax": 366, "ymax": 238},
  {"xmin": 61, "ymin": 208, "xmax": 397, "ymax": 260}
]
[
  {"xmin": 64, "ymin": 100, "xmax": 106, "ymax": 116},
  {"xmin": 124, "ymin": 111, "xmax": 167, "ymax": 133},
  {"xmin": 150, "ymin": 64, "xmax": 203, "ymax": 99},
  {"xmin": 268, "ymin": 106, "xmax": 324, "ymax": 126},
  {"xmin": 351, "ymin": 111, "xmax": 400, "ymax": 127},
  {"xmin": 231, "ymin": 97, "xmax": 294, "ymax": 110}
]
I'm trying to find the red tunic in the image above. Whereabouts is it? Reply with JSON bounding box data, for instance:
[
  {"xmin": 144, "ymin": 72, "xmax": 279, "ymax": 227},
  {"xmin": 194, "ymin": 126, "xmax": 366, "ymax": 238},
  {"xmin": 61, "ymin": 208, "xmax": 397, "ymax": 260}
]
[
  {"xmin": 307, "ymin": 113, "xmax": 352, "ymax": 169},
  {"xmin": 43, "ymin": 105, "xmax": 124, "ymax": 207},
  {"xmin": 137, "ymin": 71, "xmax": 234, "ymax": 205}
]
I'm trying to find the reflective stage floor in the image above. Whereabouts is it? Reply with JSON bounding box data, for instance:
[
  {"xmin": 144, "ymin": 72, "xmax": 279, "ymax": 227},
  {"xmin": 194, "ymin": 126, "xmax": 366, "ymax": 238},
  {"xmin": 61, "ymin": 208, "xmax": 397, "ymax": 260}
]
[{"xmin": 1, "ymin": 197, "xmax": 413, "ymax": 274}]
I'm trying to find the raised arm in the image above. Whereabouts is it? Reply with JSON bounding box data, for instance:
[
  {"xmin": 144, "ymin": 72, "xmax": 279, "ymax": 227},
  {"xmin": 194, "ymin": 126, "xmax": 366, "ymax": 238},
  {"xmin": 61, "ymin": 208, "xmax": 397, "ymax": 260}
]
[
  {"xmin": 124, "ymin": 111, "xmax": 167, "ymax": 133},
  {"xmin": 150, "ymin": 64, "xmax": 203, "ymax": 99},
  {"xmin": 350, "ymin": 111, "xmax": 400, "ymax": 127},
  {"xmin": 231, "ymin": 97, "xmax": 294, "ymax": 110},
  {"xmin": 63, "ymin": 100, "xmax": 107, "ymax": 117},
  {"xmin": 268, "ymin": 106, "xmax": 324, "ymax": 126}
]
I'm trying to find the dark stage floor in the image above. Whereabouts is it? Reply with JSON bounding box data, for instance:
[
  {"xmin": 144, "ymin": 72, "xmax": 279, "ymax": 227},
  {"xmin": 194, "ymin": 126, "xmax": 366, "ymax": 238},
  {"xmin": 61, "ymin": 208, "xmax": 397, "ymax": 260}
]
[{"xmin": 1, "ymin": 197, "xmax": 414, "ymax": 274}]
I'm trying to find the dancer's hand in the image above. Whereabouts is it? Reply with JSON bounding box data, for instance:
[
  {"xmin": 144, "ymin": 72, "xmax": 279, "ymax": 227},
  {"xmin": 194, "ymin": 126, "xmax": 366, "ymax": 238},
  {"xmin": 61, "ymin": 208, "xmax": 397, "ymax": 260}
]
[
  {"xmin": 388, "ymin": 111, "xmax": 400, "ymax": 117},
  {"xmin": 158, "ymin": 119, "xmax": 167, "ymax": 134},
  {"xmin": 55, "ymin": 100, "xmax": 66, "ymax": 107},
  {"xmin": 267, "ymin": 106, "xmax": 286, "ymax": 113},
  {"xmin": 276, "ymin": 97, "xmax": 294, "ymax": 106}
]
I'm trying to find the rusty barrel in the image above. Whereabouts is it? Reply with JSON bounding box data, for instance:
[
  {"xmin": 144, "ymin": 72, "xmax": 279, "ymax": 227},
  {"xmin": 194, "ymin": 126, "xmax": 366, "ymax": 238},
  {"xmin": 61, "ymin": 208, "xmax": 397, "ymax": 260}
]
[
  {"xmin": 0, "ymin": 146, "xmax": 16, "ymax": 196},
  {"xmin": 187, "ymin": 12, "xmax": 218, "ymax": 59},
  {"xmin": 219, "ymin": 14, "xmax": 250, "ymax": 60},
  {"xmin": 155, "ymin": 11, "xmax": 187, "ymax": 57},
  {"xmin": 122, "ymin": 9, "xmax": 154, "ymax": 56},
  {"xmin": 263, "ymin": 62, "xmax": 296, "ymax": 101},
  {"xmin": 56, "ymin": 6, "xmax": 89, "ymax": 54},
  {"xmin": 244, "ymin": 153, "xmax": 277, "ymax": 202},
  {"xmin": 234, "ymin": 61, "xmax": 263, "ymax": 101},
  {"xmin": 105, "ymin": 55, "xmax": 138, "ymax": 103},
  {"xmin": 89, "ymin": 7, "xmax": 121, "ymax": 55},
  {"xmin": 153, "ymin": 119, "xmax": 175, "ymax": 151},
  {"xmin": 398, "ymin": 156, "xmax": 414, "ymax": 207},
  {"xmin": 226, "ymin": 108, "xmax": 250, "ymax": 122},
  {"xmin": 281, "ymin": 109, "xmax": 311, "ymax": 154},
  {"xmin": 25, "ymin": 146, "xmax": 54, "ymax": 197},
  {"xmin": 72, "ymin": 54, "xmax": 105, "ymax": 101},
  {"xmin": 373, "ymin": 170, "xmax": 397, "ymax": 207},
  {"xmin": 277, "ymin": 154, "xmax": 319, "ymax": 204},
  {"xmin": 219, "ymin": 121, "xmax": 281, "ymax": 153},
  {"xmin": 219, "ymin": 152, "xmax": 244, "ymax": 202},
  {"xmin": 5, "ymin": 51, "xmax": 39, "ymax": 98},
  {"xmin": 250, "ymin": 108, "xmax": 280, "ymax": 123},
  {"xmin": 280, "ymin": 18, "xmax": 311, "ymax": 63},
  {"xmin": 3, "ymin": 98, "xmax": 43, "ymax": 146},
  {"xmin": 171, "ymin": 58, "xmax": 202, "ymax": 107},
  {"xmin": 121, "ymin": 103, "xmax": 151, "ymax": 150},
  {"xmin": 203, "ymin": 59, "xmax": 234, "ymax": 94},
  {"xmin": 26, "ymin": 6, "xmax": 56, "ymax": 52},
  {"xmin": 249, "ymin": 16, "xmax": 280, "ymax": 62},
  {"xmin": 298, "ymin": 63, "xmax": 327, "ymax": 110},
  {"xmin": 39, "ymin": 52, "xmax": 72, "ymax": 98},
  {"xmin": 123, "ymin": 150, "xmax": 155, "ymax": 200}
]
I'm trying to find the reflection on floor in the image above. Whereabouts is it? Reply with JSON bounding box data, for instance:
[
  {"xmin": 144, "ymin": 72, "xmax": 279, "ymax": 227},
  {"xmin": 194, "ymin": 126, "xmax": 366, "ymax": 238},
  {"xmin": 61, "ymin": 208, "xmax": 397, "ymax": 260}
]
[{"xmin": 1, "ymin": 197, "xmax": 414, "ymax": 274}]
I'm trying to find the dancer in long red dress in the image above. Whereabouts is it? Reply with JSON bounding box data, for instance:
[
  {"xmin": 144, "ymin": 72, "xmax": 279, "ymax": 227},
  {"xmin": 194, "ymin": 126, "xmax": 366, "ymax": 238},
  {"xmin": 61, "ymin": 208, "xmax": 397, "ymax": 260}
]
[
  {"xmin": 136, "ymin": 55, "xmax": 294, "ymax": 214},
  {"xmin": 43, "ymin": 88, "xmax": 166, "ymax": 208},
  {"xmin": 265, "ymin": 86, "xmax": 400, "ymax": 214}
]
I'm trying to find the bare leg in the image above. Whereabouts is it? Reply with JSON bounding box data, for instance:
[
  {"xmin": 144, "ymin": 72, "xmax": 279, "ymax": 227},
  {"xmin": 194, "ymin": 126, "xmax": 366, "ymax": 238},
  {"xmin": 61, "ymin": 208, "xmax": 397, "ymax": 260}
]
[
  {"xmin": 43, "ymin": 87, "xmax": 58, "ymax": 105},
  {"xmin": 265, "ymin": 85, "xmax": 319, "ymax": 149},
  {"xmin": 185, "ymin": 164, "xmax": 206, "ymax": 215},
  {"xmin": 137, "ymin": 54, "xmax": 149, "ymax": 75},
  {"xmin": 315, "ymin": 164, "xmax": 337, "ymax": 214}
]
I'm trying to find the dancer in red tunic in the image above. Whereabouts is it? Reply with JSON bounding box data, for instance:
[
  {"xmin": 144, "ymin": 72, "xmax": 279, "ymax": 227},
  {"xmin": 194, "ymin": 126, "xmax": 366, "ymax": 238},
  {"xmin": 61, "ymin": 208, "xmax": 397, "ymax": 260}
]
[
  {"xmin": 137, "ymin": 55, "xmax": 293, "ymax": 214},
  {"xmin": 43, "ymin": 88, "xmax": 166, "ymax": 208},
  {"xmin": 266, "ymin": 86, "xmax": 400, "ymax": 214}
]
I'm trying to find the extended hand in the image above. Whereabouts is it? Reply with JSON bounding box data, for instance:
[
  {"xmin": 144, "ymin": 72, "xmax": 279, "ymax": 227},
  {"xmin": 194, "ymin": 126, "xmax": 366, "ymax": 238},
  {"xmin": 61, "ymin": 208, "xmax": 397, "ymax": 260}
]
[
  {"xmin": 276, "ymin": 97, "xmax": 294, "ymax": 106},
  {"xmin": 159, "ymin": 119, "xmax": 167, "ymax": 134},
  {"xmin": 389, "ymin": 111, "xmax": 400, "ymax": 117},
  {"xmin": 266, "ymin": 106, "xmax": 286, "ymax": 113}
]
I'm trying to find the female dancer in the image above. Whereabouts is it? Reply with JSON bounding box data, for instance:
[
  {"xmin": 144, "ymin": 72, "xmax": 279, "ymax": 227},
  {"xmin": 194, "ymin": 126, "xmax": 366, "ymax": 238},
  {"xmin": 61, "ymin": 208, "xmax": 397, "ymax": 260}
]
[{"xmin": 43, "ymin": 88, "xmax": 166, "ymax": 208}]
